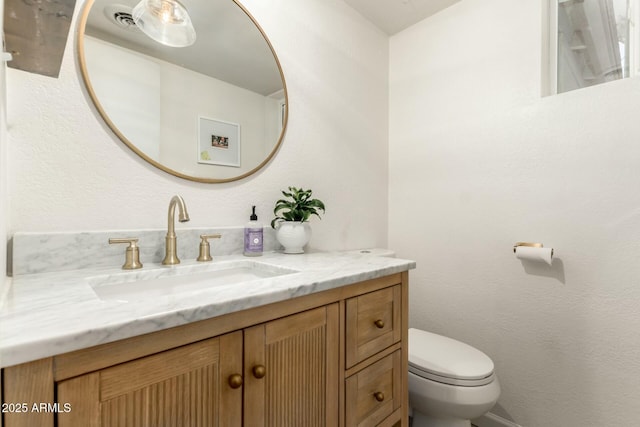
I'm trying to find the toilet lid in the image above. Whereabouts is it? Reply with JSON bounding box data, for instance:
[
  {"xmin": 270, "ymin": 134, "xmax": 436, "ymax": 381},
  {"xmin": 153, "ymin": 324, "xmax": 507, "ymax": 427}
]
[{"xmin": 409, "ymin": 328, "xmax": 495, "ymax": 385}]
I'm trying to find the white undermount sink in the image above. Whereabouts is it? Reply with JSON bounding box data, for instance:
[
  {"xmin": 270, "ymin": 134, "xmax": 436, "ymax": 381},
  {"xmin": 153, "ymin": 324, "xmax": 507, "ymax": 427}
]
[{"xmin": 88, "ymin": 260, "xmax": 299, "ymax": 302}]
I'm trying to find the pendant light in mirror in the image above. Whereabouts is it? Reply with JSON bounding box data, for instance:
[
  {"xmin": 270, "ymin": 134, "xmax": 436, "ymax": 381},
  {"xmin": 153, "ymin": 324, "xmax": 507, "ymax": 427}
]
[{"xmin": 132, "ymin": 0, "xmax": 196, "ymax": 47}]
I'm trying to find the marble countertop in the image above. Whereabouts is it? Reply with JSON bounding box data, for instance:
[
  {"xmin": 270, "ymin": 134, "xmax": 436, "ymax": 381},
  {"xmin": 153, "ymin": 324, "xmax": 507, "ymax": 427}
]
[{"xmin": 0, "ymin": 250, "xmax": 415, "ymax": 368}]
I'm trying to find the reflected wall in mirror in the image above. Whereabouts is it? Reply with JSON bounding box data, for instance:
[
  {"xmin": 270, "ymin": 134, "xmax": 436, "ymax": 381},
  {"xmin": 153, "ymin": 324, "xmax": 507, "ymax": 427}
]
[
  {"xmin": 78, "ymin": 0, "xmax": 288, "ymax": 182},
  {"xmin": 547, "ymin": 0, "xmax": 639, "ymax": 95}
]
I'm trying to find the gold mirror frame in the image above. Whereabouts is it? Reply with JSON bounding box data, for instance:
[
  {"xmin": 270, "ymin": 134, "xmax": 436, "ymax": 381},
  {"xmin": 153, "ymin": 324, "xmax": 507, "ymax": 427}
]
[{"xmin": 77, "ymin": 0, "xmax": 288, "ymax": 183}]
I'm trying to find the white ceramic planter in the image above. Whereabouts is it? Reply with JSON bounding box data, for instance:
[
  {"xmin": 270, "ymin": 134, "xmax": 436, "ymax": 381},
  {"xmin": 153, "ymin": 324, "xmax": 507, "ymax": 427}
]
[{"xmin": 275, "ymin": 222, "xmax": 311, "ymax": 254}]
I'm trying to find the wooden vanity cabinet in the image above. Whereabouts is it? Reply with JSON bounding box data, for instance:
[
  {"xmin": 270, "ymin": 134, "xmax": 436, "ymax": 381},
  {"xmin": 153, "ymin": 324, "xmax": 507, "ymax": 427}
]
[
  {"xmin": 55, "ymin": 306, "xmax": 339, "ymax": 427},
  {"xmin": 2, "ymin": 272, "xmax": 408, "ymax": 427}
]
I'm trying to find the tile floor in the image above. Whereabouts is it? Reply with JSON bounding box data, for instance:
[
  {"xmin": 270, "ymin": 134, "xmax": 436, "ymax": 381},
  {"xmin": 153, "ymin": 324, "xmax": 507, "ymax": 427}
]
[{"xmin": 409, "ymin": 416, "xmax": 479, "ymax": 426}]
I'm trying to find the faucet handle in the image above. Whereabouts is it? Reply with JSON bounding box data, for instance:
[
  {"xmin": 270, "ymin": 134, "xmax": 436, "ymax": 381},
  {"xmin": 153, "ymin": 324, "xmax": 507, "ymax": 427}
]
[
  {"xmin": 197, "ymin": 234, "xmax": 222, "ymax": 262},
  {"xmin": 109, "ymin": 238, "xmax": 143, "ymax": 270}
]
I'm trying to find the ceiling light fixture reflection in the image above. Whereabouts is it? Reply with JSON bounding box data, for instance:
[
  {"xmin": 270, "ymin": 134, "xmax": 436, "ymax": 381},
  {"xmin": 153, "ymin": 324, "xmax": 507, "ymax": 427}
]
[{"xmin": 132, "ymin": 0, "xmax": 196, "ymax": 47}]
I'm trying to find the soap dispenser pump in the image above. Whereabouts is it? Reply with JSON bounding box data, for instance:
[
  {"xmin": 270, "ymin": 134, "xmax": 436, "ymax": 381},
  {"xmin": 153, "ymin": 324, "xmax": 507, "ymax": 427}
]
[{"xmin": 244, "ymin": 206, "xmax": 263, "ymax": 257}]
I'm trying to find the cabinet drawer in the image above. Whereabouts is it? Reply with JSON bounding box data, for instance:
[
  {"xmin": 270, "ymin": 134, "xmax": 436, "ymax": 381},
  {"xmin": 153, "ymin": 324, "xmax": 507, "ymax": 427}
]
[
  {"xmin": 346, "ymin": 285, "xmax": 401, "ymax": 367},
  {"xmin": 345, "ymin": 350, "xmax": 402, "ymax": 427}
]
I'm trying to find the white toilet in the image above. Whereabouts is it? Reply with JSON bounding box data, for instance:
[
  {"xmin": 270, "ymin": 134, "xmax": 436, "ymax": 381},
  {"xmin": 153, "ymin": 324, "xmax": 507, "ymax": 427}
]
[{"xmin": 408, "ymin": 328, "xmax": 500, "ymax": 427}]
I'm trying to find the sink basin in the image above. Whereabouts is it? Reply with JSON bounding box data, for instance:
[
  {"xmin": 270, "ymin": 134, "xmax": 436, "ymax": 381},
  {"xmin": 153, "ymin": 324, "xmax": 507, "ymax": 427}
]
[{"xmin": 88, "ymin": 260, "xmax": 298, "ymax": 302}]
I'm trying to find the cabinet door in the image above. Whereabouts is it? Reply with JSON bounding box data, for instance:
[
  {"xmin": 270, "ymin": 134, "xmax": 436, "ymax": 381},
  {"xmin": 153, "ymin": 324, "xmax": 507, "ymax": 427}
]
[
  {"xmin": 244, "ymin": 304, "xmax": 340, "ymax": 427},
  {"xmin": 56, "ymin": 332, "xmax": 243, "ymax": 427}
]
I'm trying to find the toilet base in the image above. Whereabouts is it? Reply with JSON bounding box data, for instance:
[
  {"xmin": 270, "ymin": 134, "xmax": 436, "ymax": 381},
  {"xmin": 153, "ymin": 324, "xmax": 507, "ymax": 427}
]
[
  {"xmin": 408, "ymin": 371, "xmax": 500, "ymax": 425},
  {"xmin": 412, "ymin": 410, "xmax": 471, "ymax": 427}
]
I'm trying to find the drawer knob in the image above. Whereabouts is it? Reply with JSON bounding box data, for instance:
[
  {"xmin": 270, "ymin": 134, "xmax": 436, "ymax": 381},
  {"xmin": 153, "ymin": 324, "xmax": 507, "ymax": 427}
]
[
  {"xmin": 253, "ymin": 365, "xmax": 267, "ymax": 379},
  {"xmin": 374, "ymin": 319, "xmax": 385, "ymax": 329},
  {"xmin": 228, "ymin": 374, "xmax": 243, "ymax": 389},
  {"xmin": 374, "ymin": 391, "xmax": 385, "ymax": 402}
]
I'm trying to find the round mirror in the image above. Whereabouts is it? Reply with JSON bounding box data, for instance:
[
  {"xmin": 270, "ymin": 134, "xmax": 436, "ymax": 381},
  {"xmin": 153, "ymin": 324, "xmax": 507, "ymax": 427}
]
[{"xmin": 78, "ymin": 0, "xmax": 288, "ymax": 183}]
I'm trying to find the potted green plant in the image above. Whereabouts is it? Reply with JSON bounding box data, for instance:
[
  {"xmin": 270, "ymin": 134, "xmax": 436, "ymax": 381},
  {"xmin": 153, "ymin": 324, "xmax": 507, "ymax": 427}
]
[{"xmin": 271, "ymin": 186, "xmax": 325, "ymax": 254}]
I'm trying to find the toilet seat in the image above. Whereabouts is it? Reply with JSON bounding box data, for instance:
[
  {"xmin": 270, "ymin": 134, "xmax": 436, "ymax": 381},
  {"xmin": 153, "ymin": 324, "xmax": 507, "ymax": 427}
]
[{"xmin": 409, "ymin": 328, "xmax": 495, "ymax": 387}]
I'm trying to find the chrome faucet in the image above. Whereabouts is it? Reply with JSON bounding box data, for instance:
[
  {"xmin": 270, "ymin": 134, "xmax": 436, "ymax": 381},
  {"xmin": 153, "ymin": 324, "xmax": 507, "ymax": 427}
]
[{"xmin": 162, "ymin": 195, "xmax": 190, "ymax": 265}]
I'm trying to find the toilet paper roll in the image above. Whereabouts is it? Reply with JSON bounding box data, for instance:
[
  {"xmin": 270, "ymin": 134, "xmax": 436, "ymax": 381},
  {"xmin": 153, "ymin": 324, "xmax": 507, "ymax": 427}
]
[{"xmin": 515, "ymin": 246, "xmax": 554, "ymax": 265}]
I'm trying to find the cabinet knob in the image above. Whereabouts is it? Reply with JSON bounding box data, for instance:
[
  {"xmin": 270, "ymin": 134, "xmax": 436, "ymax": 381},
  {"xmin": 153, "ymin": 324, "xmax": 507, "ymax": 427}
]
[
  {"xmin": 374, "ymin": 319, "xmax": 385, "ymax": 329},
  {"xmin": 228, "ymin": 373, "xmax": 243, "ymax": 389},
  {"xmin": 373, "ymin": 391, "xmax": 385, "ymax": 402},
  {"xmin": 252, "ymin": 365, "xmax": 266, "ymax": 379}
]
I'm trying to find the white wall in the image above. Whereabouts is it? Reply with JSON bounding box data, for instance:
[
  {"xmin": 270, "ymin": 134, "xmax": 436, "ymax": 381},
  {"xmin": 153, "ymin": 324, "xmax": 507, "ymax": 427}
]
[
  {"xmin": 0, "ymin": 0, "xmax": 7, "ymax": 282},
  {"xmin": 84, "ymin": 36, "xmax": 162, "ymax": 161},
  {"xmin": 6, "ymin": 0, "xmax": 389, "ymax": 253},
  {"xmin": 390, "ymin": 0, "xmax": 640, "ymax": 426},
  {"xmin": 1, "ymin": 0, "xmax": 7, "ymax": 414}
]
